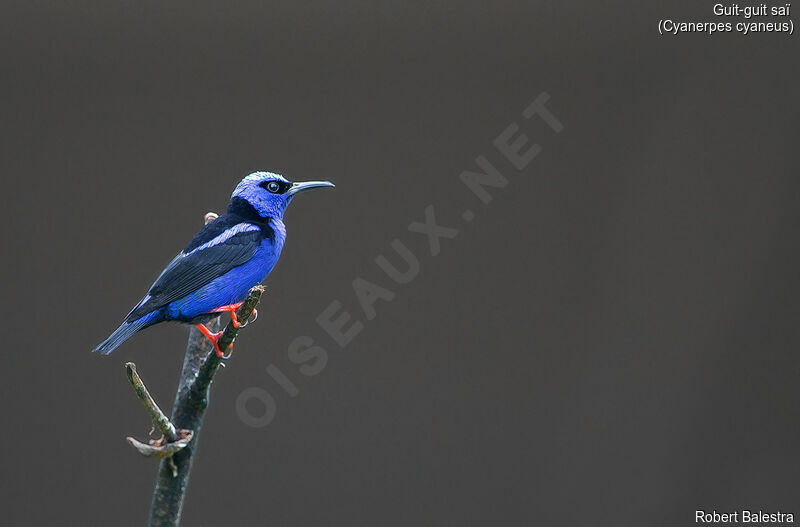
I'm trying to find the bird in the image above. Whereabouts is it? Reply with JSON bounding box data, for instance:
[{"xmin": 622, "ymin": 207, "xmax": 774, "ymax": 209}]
[{"xmin": 93, "ymin": 172, "xmax": 334, "ymax": 358}]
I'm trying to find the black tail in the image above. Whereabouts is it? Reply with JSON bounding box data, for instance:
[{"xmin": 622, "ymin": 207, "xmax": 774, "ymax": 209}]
[{"xmin": 92, "ymin": 312, "xmax": 159, "ymax": 355}]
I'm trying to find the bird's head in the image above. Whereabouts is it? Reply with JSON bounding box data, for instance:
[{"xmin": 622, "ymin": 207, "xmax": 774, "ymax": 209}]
[{"xmin": 230, "ymin": 172, "xmax": 335, "ymax": 219}]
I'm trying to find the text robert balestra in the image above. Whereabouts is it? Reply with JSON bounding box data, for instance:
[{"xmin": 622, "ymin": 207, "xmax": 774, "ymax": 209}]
[{"xmin": 696, "ymin": 510, "xmax": 794, "ymax": 524}]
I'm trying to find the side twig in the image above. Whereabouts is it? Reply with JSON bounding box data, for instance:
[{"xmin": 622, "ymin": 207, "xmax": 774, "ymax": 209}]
[
  {"xmin": 126, "ymin": 362, "xmax": 177, "ymax": 442},
  {"xmin": 125, "ymin": 363, "xmax": 195, "ymax": 460}
]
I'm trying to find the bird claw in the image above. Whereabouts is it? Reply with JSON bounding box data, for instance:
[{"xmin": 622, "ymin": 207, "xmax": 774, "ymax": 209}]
[
  {"xmin": 240, "ymin": 308, "xmax": 258, "ymax": 328},
  {"xmin": 199, "ymin": 302, "xmax": 256, "ymax": 358},
  {"xmin": 194, "ymin": 323, "xmax": 234, "ymax": 359},
  {"xmin": 218, "ymin": 341, "xmax": 234, "ymax": 359},
  {"xmin": 211, "ymin": 333, "xmax": 234, "ymax": 359}
]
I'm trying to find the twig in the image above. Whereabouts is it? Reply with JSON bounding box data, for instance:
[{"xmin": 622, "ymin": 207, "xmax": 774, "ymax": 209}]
[
  {"xmin": 126, "ymin": 363, "xmax": 177, "ymax": 442},
  {"xmin": 125, "ymin": 362, "xmax": 194, "ymax": 460}
]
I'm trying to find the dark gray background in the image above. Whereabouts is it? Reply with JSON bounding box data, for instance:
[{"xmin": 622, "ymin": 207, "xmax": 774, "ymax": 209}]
[{"xmin": 1, "ymin": 1, "xmax": 798, "ymax": 525}]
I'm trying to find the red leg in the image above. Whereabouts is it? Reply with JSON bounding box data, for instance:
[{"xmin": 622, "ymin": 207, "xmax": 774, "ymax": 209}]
[
  {"xmin": 194, "ymin": 323, "xmax": 232, "ymax": 358},
  {"xmin": 209, "ymin": 302, "xmax": 245, "ymax": 328}
]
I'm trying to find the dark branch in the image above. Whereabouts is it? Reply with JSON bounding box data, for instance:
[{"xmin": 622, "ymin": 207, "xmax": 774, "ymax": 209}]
[
  {"xmin": 149, "ymin": 286, "xmax": 263, "ymax": 525},
  {"xmin": 142, "ymin": 211, "xmax": 265, "ymax": 527},
  {"xmin": 189, "ymin": 285, "xmax": 263, "ymax": 401}
]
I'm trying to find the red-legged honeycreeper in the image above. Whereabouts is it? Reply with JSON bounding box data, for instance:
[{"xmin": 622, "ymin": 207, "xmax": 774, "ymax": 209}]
[{"xmin": 93, "ymin": 172, "xmax": 334, "ymax": 357}]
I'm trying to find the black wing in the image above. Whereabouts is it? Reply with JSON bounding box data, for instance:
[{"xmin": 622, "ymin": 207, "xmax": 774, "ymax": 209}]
[{"xmin": 126, "ymin": 225, "xmax": 264, "ymax": 321}]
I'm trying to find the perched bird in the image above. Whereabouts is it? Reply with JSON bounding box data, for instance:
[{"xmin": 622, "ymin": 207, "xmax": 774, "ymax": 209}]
[{"xmin": 93, "ymin": 172, "xmax": 334, "ymax": 357}]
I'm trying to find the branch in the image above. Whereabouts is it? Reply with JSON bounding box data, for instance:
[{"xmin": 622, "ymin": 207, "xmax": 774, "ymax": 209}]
[
  {"xmin": 189, "ymin": 285, "xmax": 263, "ymax": 400},
  {"xmin": 145, "ymin": 211, "xmax": 265, "ymax": 527}
]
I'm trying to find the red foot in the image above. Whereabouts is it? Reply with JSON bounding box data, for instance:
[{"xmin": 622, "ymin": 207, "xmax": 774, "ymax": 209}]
[
  {"xmin": 209, "ymin": 302, "xmax": 245, "ymax": 327},
  {"xmin": 194, "ymin": 323, "xmax": 233, "ymax": 358}
]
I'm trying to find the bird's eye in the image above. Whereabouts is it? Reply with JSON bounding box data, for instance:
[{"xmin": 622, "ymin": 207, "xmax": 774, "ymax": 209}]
[{"xmin": 266, "ymin": 181, "xmax": 281, "ymax": 193}]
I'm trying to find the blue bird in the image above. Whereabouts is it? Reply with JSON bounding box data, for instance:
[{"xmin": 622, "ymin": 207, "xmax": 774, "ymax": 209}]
[{"xmin": 93, "ymin": 172, "xmax": 334, "ymax": 357}]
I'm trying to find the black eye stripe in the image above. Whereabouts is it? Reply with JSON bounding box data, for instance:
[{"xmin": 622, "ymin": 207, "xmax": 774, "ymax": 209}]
[{"xmin": 259, "ymin": 180, "xmax": 292, "ymax": 193}]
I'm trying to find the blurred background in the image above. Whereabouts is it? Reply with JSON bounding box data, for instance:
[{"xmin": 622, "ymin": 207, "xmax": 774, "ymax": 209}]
[{"xmin": 1, "ymin": 1, "xmax": 798, "ymax": 525}]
